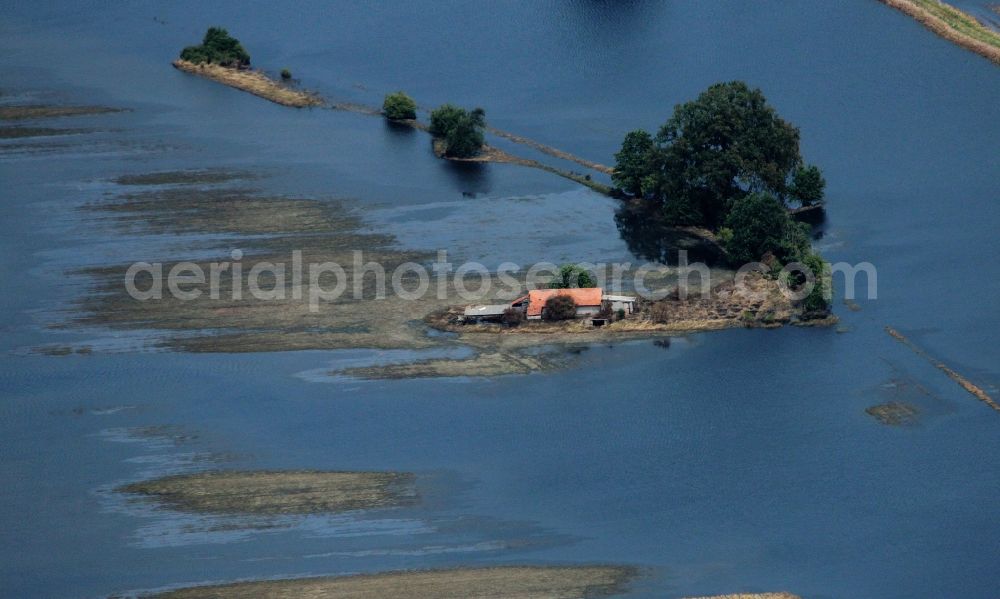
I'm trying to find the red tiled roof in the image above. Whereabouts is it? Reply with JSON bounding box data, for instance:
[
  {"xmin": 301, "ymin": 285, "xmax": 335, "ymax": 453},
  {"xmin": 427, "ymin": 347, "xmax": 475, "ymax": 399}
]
[{"xmin": 526, "ymin": 288, "xmax": 603, "ymax": 318}]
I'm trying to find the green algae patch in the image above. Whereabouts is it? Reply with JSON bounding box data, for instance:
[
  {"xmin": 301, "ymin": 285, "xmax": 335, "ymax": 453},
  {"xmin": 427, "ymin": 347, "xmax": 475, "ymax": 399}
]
[
  {"xmin": 334, "ymin": 351, "xmax": 562, "ymax": 380},
  {"xmin": 146, "ymin": 565, "xmax": 635, "ymax": 599},
  {"xmin": 0, "ymin": 104, "xmax": 122, "ymax": 120},
  {"xmin": 118, "ymin": 470, "xmax": 416, "ymax": 515}
]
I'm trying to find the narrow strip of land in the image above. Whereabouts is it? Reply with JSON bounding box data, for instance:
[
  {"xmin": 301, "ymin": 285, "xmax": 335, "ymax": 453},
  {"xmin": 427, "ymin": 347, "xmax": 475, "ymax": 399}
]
[
  {"xmin": 485, "ymin": 125, "xmax": 614, "ymax": 174},
  {"xmin": 172, "ymin": 60, "xmax": 324, "ymax": 107},
  {"xmin": 879, "ymin": 0, "xmax": 1000, "ymax": 65},
  {"xmin": 885, "ymin": 326, "xmax": 999, "ymax": 412},
  {"xmin": 170, "ymin": 60, "xmax": 614, "ymax": 191},
  {"xmin": 146, "ymin": 566, "xmax": 635, "ymax": 599}
]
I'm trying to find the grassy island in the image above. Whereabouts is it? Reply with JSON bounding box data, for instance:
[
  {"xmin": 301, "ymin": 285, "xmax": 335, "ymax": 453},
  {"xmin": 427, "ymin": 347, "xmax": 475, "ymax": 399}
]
[
  {"xmin": 118, "ymin": 470, "xmax": 416, "ymax": 515},
  {"xmin": 881, "ymin": 0, "xmax": 1000, "ymax": 65},
  {"xmin": 173, "ymin": 27, "xmax": 321, "ymax": 107}
]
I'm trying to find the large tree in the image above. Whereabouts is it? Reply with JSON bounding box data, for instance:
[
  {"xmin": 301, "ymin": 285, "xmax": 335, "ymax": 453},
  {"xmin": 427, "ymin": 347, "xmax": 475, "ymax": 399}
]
[{"xmin": 613, "ymin": 81, "xmax": 821, "ymax": 228}]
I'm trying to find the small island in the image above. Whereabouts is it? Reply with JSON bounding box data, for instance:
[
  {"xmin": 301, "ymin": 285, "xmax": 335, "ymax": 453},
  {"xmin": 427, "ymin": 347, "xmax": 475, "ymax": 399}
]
[{"xmin": 172, "ymin": 27, "xmax": 321, "ymax": 107}]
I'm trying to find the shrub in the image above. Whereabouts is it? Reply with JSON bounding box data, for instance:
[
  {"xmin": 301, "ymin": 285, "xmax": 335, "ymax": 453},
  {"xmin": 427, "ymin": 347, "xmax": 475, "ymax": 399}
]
[
  {"xmin": 429, "ymin": 104, "xmax": 485, "ymax": 158},
  {"xmin": 649, "ymin": 302, "xmax": 671, "ymax": 323},
  {"xmin": 179, "ymin": 27, "xmax": 250, "ymax": 68},
  {"xmin": 543, "ymin": 295, "xmax": 577, "ymax": 321},
  {"xmin": 280, "ymin": 68, "xmax": 292, "ymax": 80},
  {"xmin": 616, "ymin": 308, "xmax": 626, "ymax": 320},
  {"xmin": 383, "ymin": 91, "xmax": 417, "ymax": 120},
  {"xmin": 501, "ymin": 307, "xmax": 524, "ymax": 327},
  {"xmin": 801, "ymin": 252, "xmax": 831, "ymax": 315}
]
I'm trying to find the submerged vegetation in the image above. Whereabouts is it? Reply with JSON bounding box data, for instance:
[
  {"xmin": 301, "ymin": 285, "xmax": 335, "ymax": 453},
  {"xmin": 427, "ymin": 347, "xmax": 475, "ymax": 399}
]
[
  {"xmin": 179, "ymin": 27, "xmax": 251, "ymax": 68},
  {"xmin": 382, "ymin": 90, "xmax": 417, "ymax": 120},
  {"xmin": 119, "ymin": 470, "xmax": 416, "ymax": 515}
]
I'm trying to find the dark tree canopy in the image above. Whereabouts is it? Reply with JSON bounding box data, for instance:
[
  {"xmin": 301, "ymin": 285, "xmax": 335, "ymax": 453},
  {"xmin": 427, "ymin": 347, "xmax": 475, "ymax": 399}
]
[
  {"xmin": 543, "ymin": 295, "xmax": 578, "ymax": 321},
  {"xmin": 382, "ymin": 91, "xmax": 417, "ymax": 120},
  {"xmin": 429, "ymin": 104, "xmax": 485, "ymax": 158},
  {"xmin": 180, "ymin": 27, "xmax": 250, "ymax": 68},
  {"xmin": 548, "ymin": 264, "xmax": 597, "ymax": 289},
  {"xmin": 611, "ymin": 130, "xmax": 654, "ymax": 197},
  {"xmin": 611, "ymin": 81, "xmax": 828, "ymax": 268},
  {"xmin": 721, "ymin": 192, "xmax": 809, "ymax": 265},
  {"xmin": 612, "ymin": 81, "xmax": 825, "ymax": 228}
]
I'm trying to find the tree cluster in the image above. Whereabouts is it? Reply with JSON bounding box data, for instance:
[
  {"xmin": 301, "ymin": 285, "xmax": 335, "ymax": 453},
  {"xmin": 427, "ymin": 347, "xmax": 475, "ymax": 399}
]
[
  {"xmin": 548, "ymin": 264, "xmax": 597, "ymax": 289},
  {"xmin": 612, "ymin": 81, "xmax": 831, "ymax": 313},
  {"xmin": 429, "ymin": 104, "xmax": 486, "ymax": 158},
  {"xmin": 180, "ymin": 27, "xmax": 251, "ymax": 68}
]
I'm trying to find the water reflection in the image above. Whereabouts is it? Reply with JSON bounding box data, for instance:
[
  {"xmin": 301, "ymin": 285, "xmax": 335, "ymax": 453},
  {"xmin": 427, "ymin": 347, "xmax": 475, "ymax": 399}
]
[
  {"xmin": 613, "ymin": 201, "xmax": 725, "ymax": 265},
  {"xmin": 438, "ymin": 158, "xmax": 493, "ymax": 197}
]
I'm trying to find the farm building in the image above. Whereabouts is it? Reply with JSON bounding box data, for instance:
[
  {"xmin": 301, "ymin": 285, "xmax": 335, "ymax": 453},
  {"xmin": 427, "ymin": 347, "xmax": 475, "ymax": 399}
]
[
  {"xmin": 523, "ymin": 288, "xmax": 604, "ymax": 320},
  {"xmin": 602, "ymin": 294, "xmax": 638, "ymax": 315},
  {"xmin": 462, "ymin": 304, "xmax": 510, "ymax": 323}
]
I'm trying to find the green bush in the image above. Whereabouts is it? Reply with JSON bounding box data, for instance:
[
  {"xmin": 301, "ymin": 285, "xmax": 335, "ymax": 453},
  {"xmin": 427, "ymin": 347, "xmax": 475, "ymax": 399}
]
[
  {"xmin": 383, "ymin": 91, "xmax": 417, "ymax": 120},
  {"xmin": 180, "ymin": 27, "xmax": 250, "ymax": 68},
  {"xmin": 543, "ymin": 295, "xmax": 578, "ymax": 321},
  {"xmin": 801, "ymin": 252, "xmax": 831, "ymax": 314},
  {"xmin": 429, "ymin": 104, "xmax": 485, "ymax": 158},
  {"xmin": 280, "ymin": 68, "xmax": 292, "ymax": 80},
  {"xmin": 501, "ymin": 307, "xmax": 524, "ymax": 327}
]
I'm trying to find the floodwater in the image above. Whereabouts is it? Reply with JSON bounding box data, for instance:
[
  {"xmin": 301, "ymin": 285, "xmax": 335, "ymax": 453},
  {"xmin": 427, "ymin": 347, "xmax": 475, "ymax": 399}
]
[{"xmin": 1, "ymin": 2, "xmax": 998, "ymax": 598}]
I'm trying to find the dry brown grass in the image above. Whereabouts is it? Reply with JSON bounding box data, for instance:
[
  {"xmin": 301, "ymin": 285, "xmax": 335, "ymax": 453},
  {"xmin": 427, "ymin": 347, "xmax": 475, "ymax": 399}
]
[
  {"xmin": 118, "ymin": 470, "xmax": 416, "ymax": 515},
  {"xmin": 148, "ymin": 565, "xmax": 635, "ymax": 599},
  {"xmin": 880, "ymin": 0, "xmax": 1000, "ymax": 64},
  {"xmin": 172, "ymin": 60, "xmax": 324, "ymax": 107}
]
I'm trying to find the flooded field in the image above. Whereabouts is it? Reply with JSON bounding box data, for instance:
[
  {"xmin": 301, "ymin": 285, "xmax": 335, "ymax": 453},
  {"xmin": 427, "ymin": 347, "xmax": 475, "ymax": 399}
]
[{"xmin": 1, "ymin": 2, "xmax": 998, "ymax": 598}]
